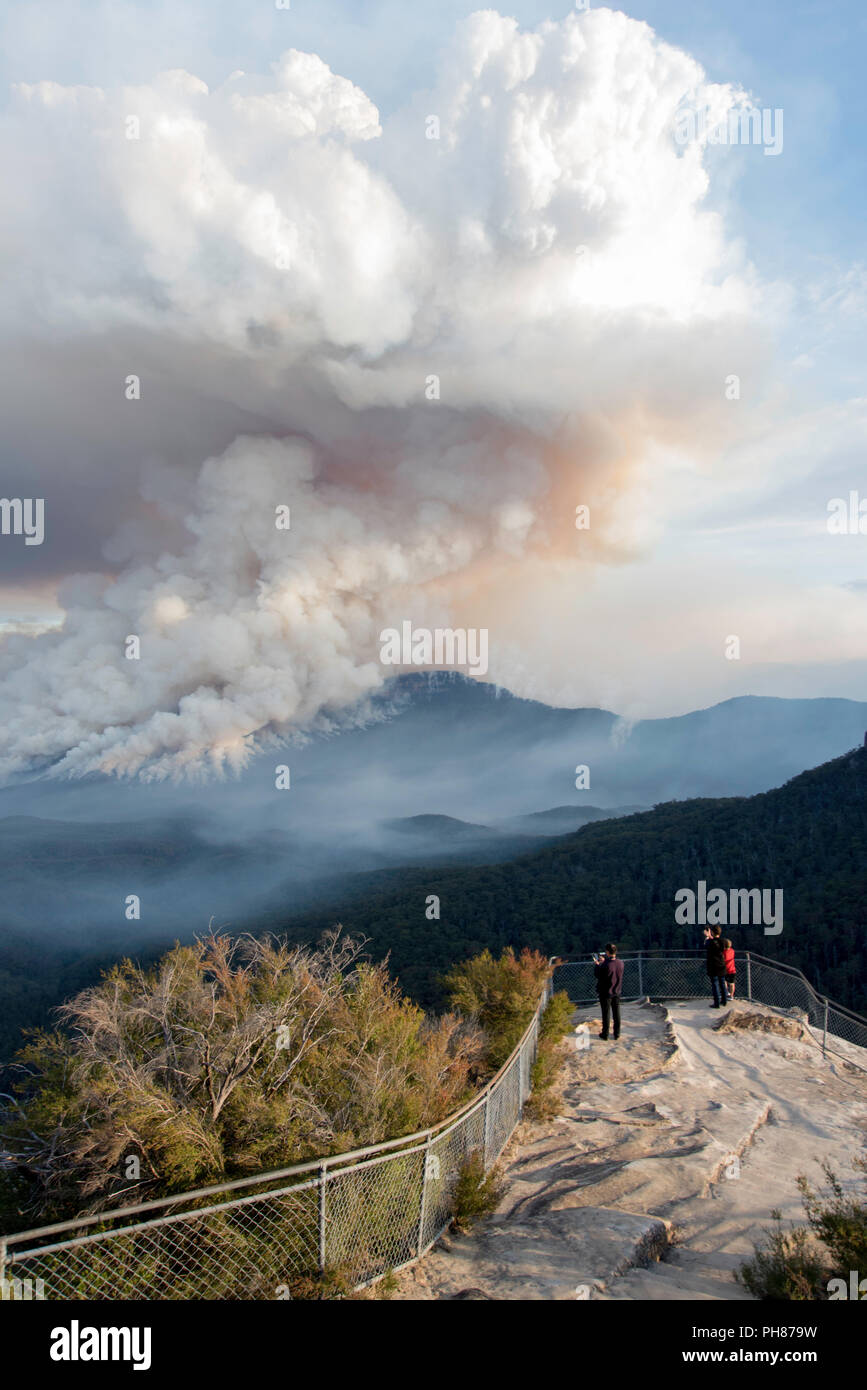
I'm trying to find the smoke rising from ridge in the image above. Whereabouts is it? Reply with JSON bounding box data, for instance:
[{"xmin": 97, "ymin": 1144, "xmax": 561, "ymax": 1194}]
[{"xmin": 0, "ymin": 8, "xmax": 767, "ymax": 780}]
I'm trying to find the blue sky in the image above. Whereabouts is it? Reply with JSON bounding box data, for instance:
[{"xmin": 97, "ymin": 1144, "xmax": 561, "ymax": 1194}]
[
  {"xmin": 2, "ymin": 0, "xmax": 864, "ymax": 418},
  {"xmin": 3, "ymin": 0, "xmax": 864, "ymax": 279}
]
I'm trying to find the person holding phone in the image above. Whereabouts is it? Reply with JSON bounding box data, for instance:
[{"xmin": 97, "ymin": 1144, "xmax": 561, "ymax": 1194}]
[
  {"xmin": 593, "ymin": 943, "xmax": 624, "ymax": 1040},
  {"xmin": 704, "ymin": 925, "xmax": 728, "ymax": 1008}
]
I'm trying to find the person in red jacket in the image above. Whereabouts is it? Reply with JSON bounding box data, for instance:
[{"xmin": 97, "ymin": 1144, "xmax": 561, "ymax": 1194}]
[{"xmin": 722, "ymin": 938, "xmax": 736, "ymax": 1000}]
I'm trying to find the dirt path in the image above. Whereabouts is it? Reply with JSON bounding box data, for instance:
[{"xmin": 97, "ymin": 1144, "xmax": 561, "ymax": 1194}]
[{"xmin": 394, "ymin": 999, "xmax": 867, "ymax": 1300}]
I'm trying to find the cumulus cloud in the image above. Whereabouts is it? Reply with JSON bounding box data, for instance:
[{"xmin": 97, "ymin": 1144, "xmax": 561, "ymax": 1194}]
[{"xmin": 0, "ymin": 7, "xmax": 770, "ymax": 780}]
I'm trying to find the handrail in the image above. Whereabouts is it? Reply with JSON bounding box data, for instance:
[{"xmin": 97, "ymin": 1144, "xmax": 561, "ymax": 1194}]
[
  {"xmin": 552, "ymin": 950, "xmax": 867, "ymax": 1027},
  {"xmin": 745, "ymin": 953, "xmax": 867, "ymax": 1023}
]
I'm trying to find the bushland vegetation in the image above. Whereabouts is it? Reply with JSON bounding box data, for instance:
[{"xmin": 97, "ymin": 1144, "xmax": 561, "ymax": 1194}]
[
  {"xmin": 0, "ymin": 935, "xmax": 555, "ymax": 1235},
  {"xmin": 0, "ymin": 929, "xmax": 487, "ymax": 1228},
  {"xmin": 739, "ymin": 1160, "xmax": 867, "ymax": 1299}
]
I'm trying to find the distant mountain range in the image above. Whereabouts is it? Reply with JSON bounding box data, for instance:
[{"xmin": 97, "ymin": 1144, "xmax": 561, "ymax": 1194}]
[
  {"xmin": 3, "ymin": 674, "xmax": 866, "ymax": 827},
  {"xmin": 0, "ymin": 675, "xmax": 865, "ymax": 1060}
]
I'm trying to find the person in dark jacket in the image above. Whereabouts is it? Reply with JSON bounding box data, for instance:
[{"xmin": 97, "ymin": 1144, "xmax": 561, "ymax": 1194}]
[
  {"xmin": 704, "ymin": 926, "xmax": 728, "ymax": 1008},
  {"xmin": 593, "ymin": 943, "xmax": 624, "ymax": 1040}
]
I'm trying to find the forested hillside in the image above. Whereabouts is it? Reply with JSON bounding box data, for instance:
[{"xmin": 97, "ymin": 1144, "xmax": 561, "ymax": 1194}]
[{"xmin": 274, "ymin": 745, "xmax": 867, "ymax": 1013}]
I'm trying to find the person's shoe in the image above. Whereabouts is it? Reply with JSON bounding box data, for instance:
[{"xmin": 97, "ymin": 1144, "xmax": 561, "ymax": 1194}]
[
  {"xmin": 710, "ymin": 1003, "xmax": 720, "ymax": 1008},
  {"xmin": 597, "ymin": 1033, "xmax": 609, "ymax": 1040},
  {"xmin": 612, "ymin": 1035, "xmax": 620, "ymax": 1041}
]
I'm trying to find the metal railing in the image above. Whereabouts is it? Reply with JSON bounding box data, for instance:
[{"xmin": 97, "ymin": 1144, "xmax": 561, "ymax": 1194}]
[
  {"xmin": 0, "ymin": 977, "xmax": 554, "ymax": 1301},
  {"xmin": 551, "ymin": 950, "xmax": 867, "ymax": 1071},
  {"xmin": 3, "ymin": 953, "xmax": 864, "ymax": 1301}
]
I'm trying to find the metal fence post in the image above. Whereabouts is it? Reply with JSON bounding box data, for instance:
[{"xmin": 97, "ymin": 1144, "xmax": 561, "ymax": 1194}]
[
  {"xmin": 318, "ymin": 1162, "xmax": 327, "ymax": 1273},
  {"xmin": 822, "ymin": 999, "xmax": 829, "ymax": 1057},
  {"xmin": 746, "ymin": 952, "xmax": 752, "ymax": 1002},
  {"xmin": 417, "ymin": 1135, "xmax": 432, "ymax": 1256},
  {"xmin": 483, "ymin": 1087, "xmax": 492, "ymax": 1169},
  {"xmin": 637, "ymin": 950, "xmax": 644, "ymax": 999}
]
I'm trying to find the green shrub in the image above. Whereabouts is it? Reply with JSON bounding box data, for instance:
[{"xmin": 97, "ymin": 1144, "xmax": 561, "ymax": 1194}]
[
  {"xmin": 451, "ymin": 1152, "xmax": 504, "ymax": 1231},
  {"xmin": 524, "ymin": 990, "xmax": 573, "ymax": 1122},
  {"xmin": 277, "ymin": 1264, "xmax": 359, "ymax": 1300},
  {"xmin": 539, "ymin": 990, "xmax": 574, "ymax": 1045},
  {"xmin": 738, "ymin": 1211, "xmax": 830, "ymax": 1300},
  {"xmin": 444, "ymin": 947, "xmax": 552, "ymax": 1068},
  {"xmin": 739, "ymin": 1162, "xmax": 867, "ymax": 1300},
  {"xmin": 798, "ymin": 1160, "xmax": 867, "ymax": 1276},
  {"xmin": 372, "ymin": 1269, "xmax": 399, "ymax": 1299}
]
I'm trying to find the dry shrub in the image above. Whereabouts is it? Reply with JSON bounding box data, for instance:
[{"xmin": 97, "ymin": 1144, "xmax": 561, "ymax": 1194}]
[{"xmin": 1, "ymin": 928, "xmax": 484, "ymax": 1225}]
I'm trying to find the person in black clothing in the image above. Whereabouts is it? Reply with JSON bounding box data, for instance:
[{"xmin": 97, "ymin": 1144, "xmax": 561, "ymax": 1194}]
[
  {"xmin": 593, "ymin": 943, "xmax": 625, "ymax": 1040},
  {"xmin": 704, "ymin": 926, "xmax": 728, "ymax": 1008}
]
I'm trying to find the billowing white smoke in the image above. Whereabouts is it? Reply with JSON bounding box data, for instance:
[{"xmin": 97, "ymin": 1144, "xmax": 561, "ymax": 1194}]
[
  {"xmin": 0, "ymin": 436, "xmax": 505, "ymax": 780},
  {"xmin": 0, "ymin": 8, "xmax": 762, "ymax": 780}
]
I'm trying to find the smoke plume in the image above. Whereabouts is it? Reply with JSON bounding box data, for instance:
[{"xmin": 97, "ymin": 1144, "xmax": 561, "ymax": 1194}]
[{"xmin": 0, "ymin": 8, "xmax": 764, "ymax": 780}]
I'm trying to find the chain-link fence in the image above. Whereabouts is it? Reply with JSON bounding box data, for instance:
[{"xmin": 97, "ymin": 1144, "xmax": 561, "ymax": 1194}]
[
  {"xmin": 552, "ymin": 950, "xmax": 867, "ymax": 1071},
  {"xmin": 553, "ymin": 952, "xmax": 709, "ymax": 1005},
  {"xmin": 0, "ymin": 981, "xmax": 551, "ymax": 1300},
  {"xmin": 3, "ymin": 955, "xmax": 864, "ymax": 1301}
]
